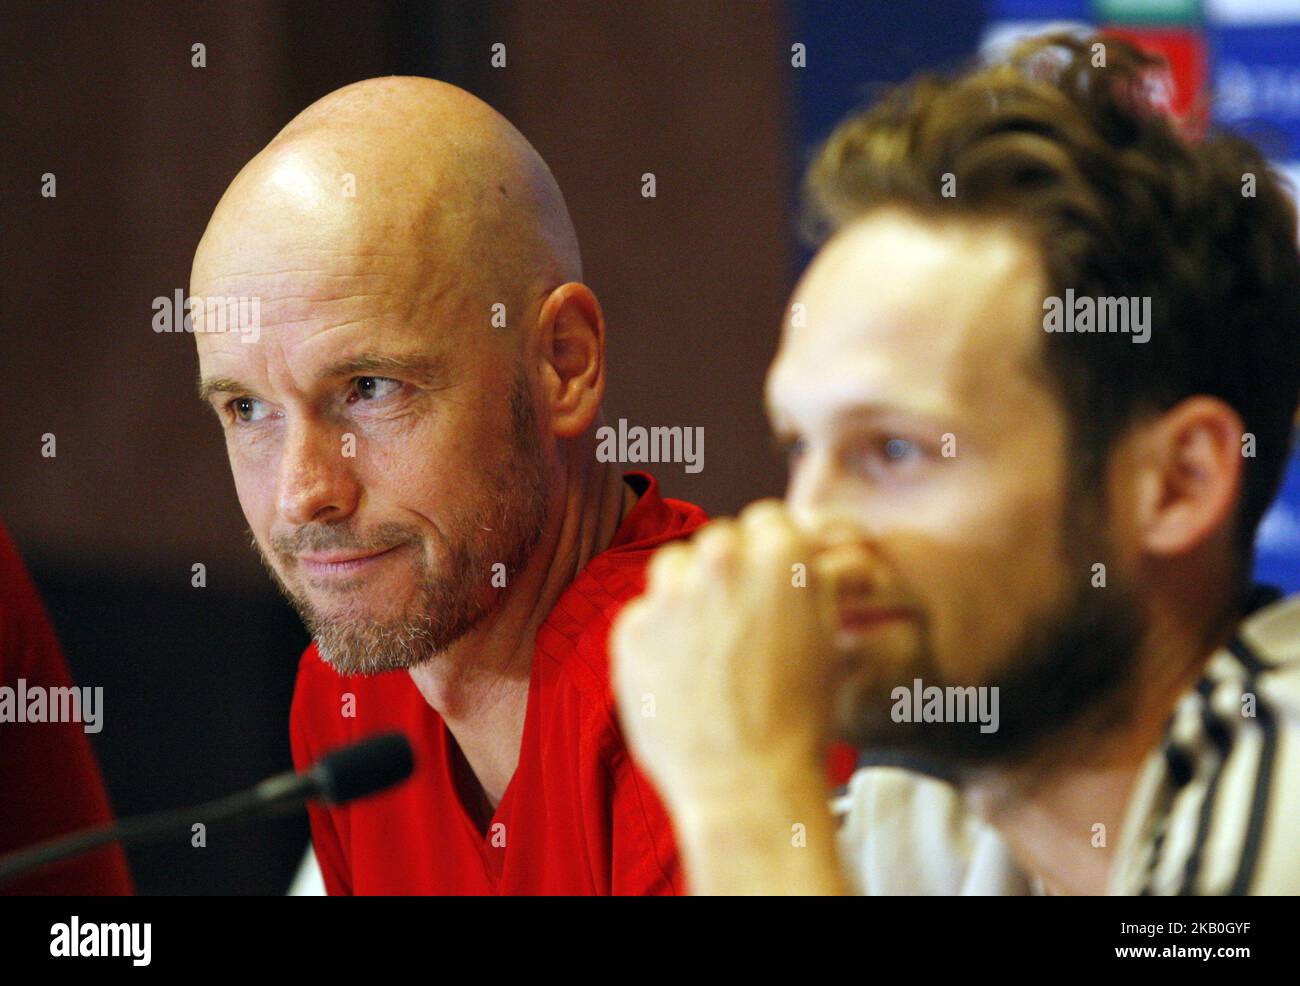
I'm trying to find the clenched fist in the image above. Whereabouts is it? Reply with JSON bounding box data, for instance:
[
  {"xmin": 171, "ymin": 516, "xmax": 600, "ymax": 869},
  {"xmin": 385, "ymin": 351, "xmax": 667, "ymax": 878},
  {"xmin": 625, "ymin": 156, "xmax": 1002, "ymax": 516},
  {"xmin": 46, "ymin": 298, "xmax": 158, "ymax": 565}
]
[
  {"xmin": 611, "ymin": 500, "xmax": 875, "ymax": 893},
  {"xmin": 612, "ymin": 500, "xmax": 841, "ymax": 803}
]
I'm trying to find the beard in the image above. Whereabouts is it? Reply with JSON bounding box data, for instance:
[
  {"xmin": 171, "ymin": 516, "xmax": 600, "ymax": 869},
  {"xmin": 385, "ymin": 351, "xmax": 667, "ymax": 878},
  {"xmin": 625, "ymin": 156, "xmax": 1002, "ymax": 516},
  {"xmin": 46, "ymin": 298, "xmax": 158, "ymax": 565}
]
[
  {"xmin": 255, "ymin": 370, "xmax": 551, "ymax": 676},
  {"xmin": 835, "ymin": 514, "xmax": 1147, "ymax": 774}
]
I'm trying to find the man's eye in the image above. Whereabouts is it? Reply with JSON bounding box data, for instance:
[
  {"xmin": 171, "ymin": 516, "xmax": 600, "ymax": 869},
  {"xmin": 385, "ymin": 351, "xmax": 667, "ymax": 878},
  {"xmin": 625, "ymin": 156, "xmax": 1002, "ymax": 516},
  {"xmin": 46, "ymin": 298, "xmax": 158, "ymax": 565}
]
[
  {"xmin": 229, "ymin": 397, "xmax": 270, "ymax": 423},
  {"xmin": 846, "ymin": 437, "xmax": 925, "ymax": 475},
  {"xmin": 883, "ymin": 438, "xmax": 920, "ymax": 462},
  {"xmin": 350, "ymin": 376, "xmax": 401, "ymax": 402}
]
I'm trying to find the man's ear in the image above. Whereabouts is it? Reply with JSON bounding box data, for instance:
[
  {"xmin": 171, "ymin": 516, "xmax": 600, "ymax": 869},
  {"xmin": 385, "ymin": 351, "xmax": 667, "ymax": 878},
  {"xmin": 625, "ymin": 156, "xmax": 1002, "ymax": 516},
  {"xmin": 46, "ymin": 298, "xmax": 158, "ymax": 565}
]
[
  {"xmin": 1128, "ymin": 396, "xmax": 1245, "ymax": 558},
  {"xmin": 537, "ymin": 282, "xmax": 605, "ymax": 439}
]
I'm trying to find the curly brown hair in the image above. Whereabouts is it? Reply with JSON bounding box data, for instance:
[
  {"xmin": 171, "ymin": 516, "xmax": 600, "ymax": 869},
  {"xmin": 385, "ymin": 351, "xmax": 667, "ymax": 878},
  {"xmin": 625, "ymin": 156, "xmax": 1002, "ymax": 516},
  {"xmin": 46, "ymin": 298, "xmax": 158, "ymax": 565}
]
[{"xmin": 804, "ymin": 33, "xmax": 1300, "ymax": 580}]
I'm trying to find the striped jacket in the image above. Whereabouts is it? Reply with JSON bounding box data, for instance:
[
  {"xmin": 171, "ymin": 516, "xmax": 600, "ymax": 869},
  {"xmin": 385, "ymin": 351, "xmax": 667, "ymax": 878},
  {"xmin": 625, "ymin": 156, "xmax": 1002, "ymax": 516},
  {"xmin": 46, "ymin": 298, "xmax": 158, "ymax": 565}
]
[{"xmin": 834, "ymin": 588, "xmax": 1300, "ymax": 895}]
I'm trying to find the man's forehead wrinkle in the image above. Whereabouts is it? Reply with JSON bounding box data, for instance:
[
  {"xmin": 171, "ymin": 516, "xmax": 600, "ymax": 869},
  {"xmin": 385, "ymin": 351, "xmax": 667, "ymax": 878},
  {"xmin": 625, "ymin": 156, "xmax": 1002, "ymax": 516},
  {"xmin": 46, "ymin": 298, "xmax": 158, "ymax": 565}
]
[
  {"xmin": 201, "ymin": 250, "xmax": 427, "ymax": 282},
  {"xmin": 196, "ymin": 246, "xmax": 443, "ymax": 318},
  {"xmin": 199, "ymin": 242, "xmax": 427, "ymax": 278},
  {"xmin": 199, "ymin": 324, "xmax": 450, "ymax": 404},
  {"xmin": 205, "ymin": 268, "xmax": 400, "ymax": 281}
]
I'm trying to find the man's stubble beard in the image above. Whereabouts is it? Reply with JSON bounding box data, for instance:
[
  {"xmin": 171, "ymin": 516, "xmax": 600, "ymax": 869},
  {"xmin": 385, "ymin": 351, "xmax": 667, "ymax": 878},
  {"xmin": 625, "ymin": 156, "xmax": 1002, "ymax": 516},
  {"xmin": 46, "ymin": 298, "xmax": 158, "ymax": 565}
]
[
  {"xmin": 837, "ymin": 494, "xmax": 1147, "ymax": 775},
  {"xmin": 255, "ymin": 372, "xmax": 552, "ymax": 676}
]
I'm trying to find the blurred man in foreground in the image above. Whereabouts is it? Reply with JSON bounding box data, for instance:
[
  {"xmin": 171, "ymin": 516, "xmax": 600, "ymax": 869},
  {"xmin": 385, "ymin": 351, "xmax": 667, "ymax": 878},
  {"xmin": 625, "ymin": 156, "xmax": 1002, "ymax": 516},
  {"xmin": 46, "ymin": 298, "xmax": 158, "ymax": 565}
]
[
  {"xmin": 613, "ymin": 36, "xmax": 1300, "ymax": 895},
  {"xmin": 191, "ymin": 78, "xmax": 706, "ymax": 893}
]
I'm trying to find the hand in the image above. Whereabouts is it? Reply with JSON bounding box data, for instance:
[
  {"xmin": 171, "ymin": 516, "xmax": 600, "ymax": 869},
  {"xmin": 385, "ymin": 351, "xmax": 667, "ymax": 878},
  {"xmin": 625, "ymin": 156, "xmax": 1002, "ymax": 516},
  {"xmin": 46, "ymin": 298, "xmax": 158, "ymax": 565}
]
[
  {"xmin": 612, "ymin": 499, "xmax": 840, "ymax": 811},
  {"xmin": 612, "ymin": 499, "xmax": 869, "ymax": 894}
]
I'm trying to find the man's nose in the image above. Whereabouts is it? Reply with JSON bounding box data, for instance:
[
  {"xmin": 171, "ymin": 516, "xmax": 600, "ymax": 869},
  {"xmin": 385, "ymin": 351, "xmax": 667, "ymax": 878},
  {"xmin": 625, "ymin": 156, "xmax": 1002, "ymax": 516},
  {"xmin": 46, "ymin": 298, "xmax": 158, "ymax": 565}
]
[
  {"xmin": 786, "ymin": 448, "xmax": 840, "ymax": 532},
  {"xmin": 276, "ymin": 419, "xmax": 360, "ymax": 525}
]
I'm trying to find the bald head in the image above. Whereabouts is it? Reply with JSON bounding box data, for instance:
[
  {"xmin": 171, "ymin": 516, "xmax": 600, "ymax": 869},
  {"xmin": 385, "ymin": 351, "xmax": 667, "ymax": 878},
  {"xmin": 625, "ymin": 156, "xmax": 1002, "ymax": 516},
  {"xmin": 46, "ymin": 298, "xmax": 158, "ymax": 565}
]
[{"xmin": 192, "ymin": 76, "xmax": 582, "ymax": 330}]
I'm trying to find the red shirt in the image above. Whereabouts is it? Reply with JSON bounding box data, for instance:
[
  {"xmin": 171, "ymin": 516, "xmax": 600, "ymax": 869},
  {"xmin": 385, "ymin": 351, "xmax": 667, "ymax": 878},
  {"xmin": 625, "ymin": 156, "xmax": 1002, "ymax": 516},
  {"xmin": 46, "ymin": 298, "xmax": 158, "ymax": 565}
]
[
  {"xmin": 0, "ymin": 521, "xmax": 133, "ymax": 895},
  {"xmin": 290, "ymin": 472, "xmax": 708, "ymax": 894}
]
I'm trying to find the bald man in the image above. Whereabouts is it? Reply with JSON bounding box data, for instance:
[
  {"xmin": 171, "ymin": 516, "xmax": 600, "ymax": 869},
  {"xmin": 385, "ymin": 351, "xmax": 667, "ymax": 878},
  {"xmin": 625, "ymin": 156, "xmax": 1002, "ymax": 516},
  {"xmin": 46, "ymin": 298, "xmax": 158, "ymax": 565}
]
[{"xmin": 190, "ymin": 77, "xmax": 706, "ymax": 894}]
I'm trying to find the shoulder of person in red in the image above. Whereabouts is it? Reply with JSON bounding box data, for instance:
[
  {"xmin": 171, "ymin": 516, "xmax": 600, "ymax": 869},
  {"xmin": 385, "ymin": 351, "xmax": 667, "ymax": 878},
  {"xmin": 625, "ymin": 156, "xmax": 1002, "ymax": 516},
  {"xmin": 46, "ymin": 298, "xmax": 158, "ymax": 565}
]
[{"xmin": 0, "ymin": 520, "xmax": 134, "ymax": 895}]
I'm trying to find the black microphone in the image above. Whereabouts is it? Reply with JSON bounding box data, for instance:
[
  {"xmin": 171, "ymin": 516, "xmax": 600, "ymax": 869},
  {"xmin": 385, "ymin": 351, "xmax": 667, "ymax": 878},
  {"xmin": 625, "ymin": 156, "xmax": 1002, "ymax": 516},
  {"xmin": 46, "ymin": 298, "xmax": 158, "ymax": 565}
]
[
  {"xmin": 0, "ymin": 732, "xmax": 414, "ymax": 887},
  {"xmin": 307, "ymin": 732, "xmax": 413, "ymax": 804}
]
